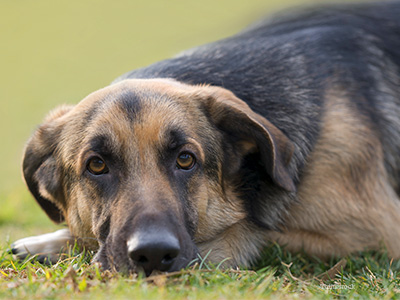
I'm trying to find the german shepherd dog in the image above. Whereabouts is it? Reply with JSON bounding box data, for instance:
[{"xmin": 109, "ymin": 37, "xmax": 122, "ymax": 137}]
[{"xmin": 12, "ymin": 1, "xmax": 400, "ymax": 276}]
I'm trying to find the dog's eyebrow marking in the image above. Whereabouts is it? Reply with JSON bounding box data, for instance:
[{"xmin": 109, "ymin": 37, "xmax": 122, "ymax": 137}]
[
  {"xmin": 163, "ymin": 128, "xmax": 206, "ymax": 162},
  {"xmin": 89, "ymin": 134, "xmax": 119, "ymax": 159},
  {"xmin": 166, "ymin": 128, "xmax": 188, "ymax": 150}
]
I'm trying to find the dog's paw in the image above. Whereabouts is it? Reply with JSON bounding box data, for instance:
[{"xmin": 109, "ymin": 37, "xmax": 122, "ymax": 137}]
[{"xmin": 11, "ymin": 229, "xmax": 74, "ymax": 264}]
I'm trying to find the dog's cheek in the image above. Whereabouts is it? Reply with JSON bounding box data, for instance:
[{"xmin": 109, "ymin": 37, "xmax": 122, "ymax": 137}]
[
  {"xmin": 65, "ymin": 185, "xmax": 98, "ymax": 243},
  {"xmin": 193, "ymin": 176, "xmax": 247, "ymax": 243},
  {"xmin": 91, "ymin": 210, "xmax": 111, "ymax": 243},
  {"xmin": 68, "ymin": 171, "xmax": 119, "ymax": 240}
]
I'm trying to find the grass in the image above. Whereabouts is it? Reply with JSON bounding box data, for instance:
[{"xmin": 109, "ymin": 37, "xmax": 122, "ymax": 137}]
[{"xmin": 1, "ymin": 241, "xmax": 400, "ymax": 299}]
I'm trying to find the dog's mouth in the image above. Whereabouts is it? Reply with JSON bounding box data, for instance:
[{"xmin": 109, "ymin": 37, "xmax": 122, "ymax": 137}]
[{"xmin": 92, "ymin": 225, "xmax": 198, "ymax": 276}]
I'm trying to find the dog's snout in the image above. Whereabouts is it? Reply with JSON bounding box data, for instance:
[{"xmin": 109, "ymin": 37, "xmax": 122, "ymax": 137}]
[{"xmin": 127, "ymin": 230, "xmax": 180, "ymax": 275}]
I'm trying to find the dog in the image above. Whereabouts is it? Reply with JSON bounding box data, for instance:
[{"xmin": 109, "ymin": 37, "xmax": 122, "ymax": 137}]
[{"xmin": 12, "ymin": 1, "xmax": 400, "ymax": 276}]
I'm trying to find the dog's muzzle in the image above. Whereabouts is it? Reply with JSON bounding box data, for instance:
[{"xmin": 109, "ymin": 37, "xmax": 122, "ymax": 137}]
[{"xmin": 127, "ymin": 228, "xmax": 180, "ymax": 276}]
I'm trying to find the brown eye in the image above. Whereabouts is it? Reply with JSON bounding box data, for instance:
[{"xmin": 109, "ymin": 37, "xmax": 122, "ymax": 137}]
[
  {"xmin": 87, "ymin": 157, "xmax": 108, "ymax": 175},
  {"xmin": 176, "ymin": 152, "xmax": 195, "ymax": 170}
]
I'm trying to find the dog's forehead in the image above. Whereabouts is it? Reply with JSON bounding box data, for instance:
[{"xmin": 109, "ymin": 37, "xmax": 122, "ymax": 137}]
[
  {"xmin": 76, "ymin": 78, "xmax": 194, "ymax": 110},
  {"xmin": 77, "ymin": 79, "xmax": 198, "ymax": 123},
  {"xmin": 71, "ymin": 79, "xmax": 201, "ymax": 154}
]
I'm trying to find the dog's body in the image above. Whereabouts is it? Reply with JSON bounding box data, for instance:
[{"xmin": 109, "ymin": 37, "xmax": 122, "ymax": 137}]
[{"xmin": 13, "ymin": 1, "xmax": 400, "ymax": 275}]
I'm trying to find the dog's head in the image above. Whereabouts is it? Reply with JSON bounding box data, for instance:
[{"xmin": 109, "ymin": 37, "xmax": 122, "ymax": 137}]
[{"xmin": 22, "ymin": 79, "xmax": 295, "ymax": 275}]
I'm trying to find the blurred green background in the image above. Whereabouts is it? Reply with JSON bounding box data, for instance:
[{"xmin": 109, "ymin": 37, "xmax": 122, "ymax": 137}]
[{"xmin": 1, "ymin": 0, "xmax": 325, "ymax": 243}]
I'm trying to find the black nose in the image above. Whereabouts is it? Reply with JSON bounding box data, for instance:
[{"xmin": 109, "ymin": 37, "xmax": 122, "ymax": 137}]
[{"xmin": 127, "ymin": 230, "xmax": 180, "ymax": 276}]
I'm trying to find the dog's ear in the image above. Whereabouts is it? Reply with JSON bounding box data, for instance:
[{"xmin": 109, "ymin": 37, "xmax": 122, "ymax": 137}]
[
  {"xmin": 198, "ymin": 86, "xmax": 296, "ymax": 192},
  {"xmin": 22, "ymin": 105, "xmax": 73, "ymax": 223}
]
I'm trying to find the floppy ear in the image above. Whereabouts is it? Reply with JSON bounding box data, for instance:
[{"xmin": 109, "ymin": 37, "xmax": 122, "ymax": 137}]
[
  {"xmin": 22, "ymin": 105, "xmax": 73, "ymax": 223},
  {"xmin": 198, "ymin": 86, "xmax": 296, "ymax": 192}
]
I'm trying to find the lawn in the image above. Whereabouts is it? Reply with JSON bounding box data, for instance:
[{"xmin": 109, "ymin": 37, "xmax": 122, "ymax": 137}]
[
  {"xmin": 1, "ymin": 235, "xmax": 400, "ymax": 299},
  {"xmin": 1, "ymin": 0, "xmax": 399, "ymax": 299}
]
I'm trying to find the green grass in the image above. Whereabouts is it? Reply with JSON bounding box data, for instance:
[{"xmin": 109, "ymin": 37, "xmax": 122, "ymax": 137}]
[{"xmin": 1, "ymin": 242, "xmax": 400, "ymax": 299}]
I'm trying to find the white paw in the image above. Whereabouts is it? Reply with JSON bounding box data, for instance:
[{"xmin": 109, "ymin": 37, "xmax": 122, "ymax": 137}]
[{"xmin": 11, "ymin": 229, "xmax": 74, "ymax": 263}]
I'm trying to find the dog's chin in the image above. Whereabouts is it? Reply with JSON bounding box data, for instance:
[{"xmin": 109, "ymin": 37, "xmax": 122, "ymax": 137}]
[{"xmin": 92, "ymin": 241, "xmax": 198, "ymax": 276}]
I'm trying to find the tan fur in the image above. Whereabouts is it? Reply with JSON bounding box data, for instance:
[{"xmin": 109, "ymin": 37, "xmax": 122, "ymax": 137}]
[
  {"xmin": 196, "ymin": 219, "xmax": 269, "ymax": 266},
  {"xmin": 269, "ymin": 90, "xmax": 400, "ymax": 258}
]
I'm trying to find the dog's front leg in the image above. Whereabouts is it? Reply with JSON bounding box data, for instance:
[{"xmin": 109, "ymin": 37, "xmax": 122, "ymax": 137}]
[{"xmin": 11, "ymin": 228, "xmax": 75, "ymax": 264}]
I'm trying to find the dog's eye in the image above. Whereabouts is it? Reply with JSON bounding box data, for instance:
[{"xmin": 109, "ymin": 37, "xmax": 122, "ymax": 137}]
[
  {"xmin": 87, "ymin": 157, "xmax": 108, "ymax": 175},
  {"xmin": 176, "ymin": 152, "xmax": 195, "ymax": 170}
]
